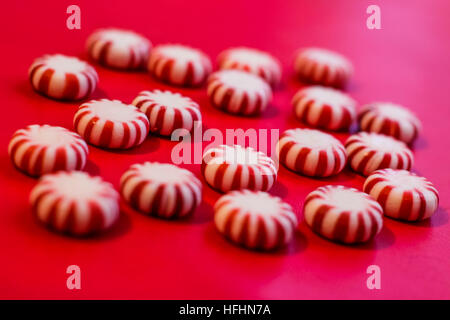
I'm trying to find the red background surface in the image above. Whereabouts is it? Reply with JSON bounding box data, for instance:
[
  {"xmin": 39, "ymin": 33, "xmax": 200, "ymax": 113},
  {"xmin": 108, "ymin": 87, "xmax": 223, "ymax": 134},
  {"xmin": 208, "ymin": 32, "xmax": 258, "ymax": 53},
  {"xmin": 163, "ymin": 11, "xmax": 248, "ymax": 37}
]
[{"xmin": 1, "ymin": 0, "xmax": 449, "ymax": 299}]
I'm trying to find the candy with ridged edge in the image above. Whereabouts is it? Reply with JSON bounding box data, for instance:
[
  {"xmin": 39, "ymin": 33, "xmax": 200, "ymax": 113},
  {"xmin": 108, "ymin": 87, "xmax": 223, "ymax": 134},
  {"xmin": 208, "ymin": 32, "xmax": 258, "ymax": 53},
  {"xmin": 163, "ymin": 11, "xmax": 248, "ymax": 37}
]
[
  {"xmin": 363, "ymin": 169, "xmax": 439, "ymax": 221},
  {"xmin": 292, "ymin": 86, "xmax": 356, "ymax": 131},
  {"xmin": 29, "ymin": 54, "xmax": 98, "ymax": 100},
  {"xmin": 345, "ymin": 132, "xmax": 413, "ymax": 176},
  {"xmin": 202, "ymin": 144, "xmax": 277, "ymax": 193},
  {"xmin": 131, "ymin": 90, "xmax": 201, "ymax": 136},
  {"xmin": 8, "ymin": 125, "xmax": 88, "ymax": 177},
  {"xmin": 214, "ymin": 190, "xmax": 298, "ymax": 250},
  {"xmin": 73, "ymin": 99, "xmax": 149, "ymax": 149},
  {"xmin": 358, "ymin": 102, "xmax": 421, "ymax": 144},
  {"xmin": 30, "ymin": 171, "xmax": 120, "ymax": 236},
  {"xmin": 294, "ymin": 47, "xmax": 353, "ymax": 88},
  {"xmin": 303, "ymin": 185, "xmax": 383, "ymax": 244},
  {"xmin": 148, "ymin": 44, "xmax": 212, "ymax": 86},
  {"xmin": 277, "ymin": 128, "xmax": 347, "ymax": 177},
  {"xmin": 218, "ymin": 47, "xmax": 282, "ymax": 86},
  {"xmin": 86, "ymin": 28, "xmax": 151, "ymax": 70},
  {"xmin": 207, "ymin": 70, "xmax": 272, "ymax": 116},
  {"xmin": 120, "ymin": 162, "xmax": 202, "ymax": 219}
]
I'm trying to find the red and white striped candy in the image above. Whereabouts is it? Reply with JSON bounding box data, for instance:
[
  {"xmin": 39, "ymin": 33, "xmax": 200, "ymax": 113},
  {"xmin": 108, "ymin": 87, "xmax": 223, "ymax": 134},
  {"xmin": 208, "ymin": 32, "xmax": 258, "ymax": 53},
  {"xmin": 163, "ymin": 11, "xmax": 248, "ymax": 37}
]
[
  {"xmin": 292, "ymin": 86, "xmax": 356, "ymax": 131},
  {"xmin": 303, "ymin": 185, "xmax": 383, "ymax": 244},
  {"xmin": 29, "ymin": 54, "xmax": 98, "ymax": 100},
  {"xmin": 131, "ymin": 90, "xmax": 201, "ymax": 136},
  {"xmin": 120, "ymin": 162, "xmax": 202, "ymax": 219},
  {"xmin": 8, "ymin": 125, "xmax": 88, "ymax": 177},
  {"xmin": 217, "ymin": 47, "xmax": 282, "ymax": 87},
  {"xmin": 202, "ymin": 144, "xmax": 277, "ymax": 193},
  {"xmin": 345, "ymin": 132, "xmax": 413, "ymax": 176},
  {"xmin": 358, "ymin": 102, "xmax": 422, "ymax": 144},
  {"xmin": 277, "ymin": 128, "xmax": 347, "ymax": 177},
  {"xmin": 214, "ymin": 190, "xmax": 298, "ymax": 250},
  {"xmin": 294, "ymin": 47, "xmax": 353, "ymax": 88},
  {"xmin": 363, "ymin": 169, "xmax": 439, "ymax": 221},
  {"xmin": 73, "ymin": 99, "xmax": 149, "ymax": 149},
  {"xmin": 86, "ymin": 28, "xmax": 151, "ymax": 70},
  {"xmin": 148, "ymin": 44, "xmax": 212, "ymax": 86},
  {"xmin": 30, "ymin": 171, "xmax": 120, "ymax": 236},
  {"xmin": 207, "ymin": 70, "xmax": 272, "ymax": 116}
]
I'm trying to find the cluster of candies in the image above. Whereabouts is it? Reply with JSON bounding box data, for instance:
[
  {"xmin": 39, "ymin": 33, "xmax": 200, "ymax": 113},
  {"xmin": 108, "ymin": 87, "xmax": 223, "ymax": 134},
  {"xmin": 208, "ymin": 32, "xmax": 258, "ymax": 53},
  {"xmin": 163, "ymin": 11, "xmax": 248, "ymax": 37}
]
[{"xmin": 9, "ymin": 28, "xmax": 438, "ymax": 250}]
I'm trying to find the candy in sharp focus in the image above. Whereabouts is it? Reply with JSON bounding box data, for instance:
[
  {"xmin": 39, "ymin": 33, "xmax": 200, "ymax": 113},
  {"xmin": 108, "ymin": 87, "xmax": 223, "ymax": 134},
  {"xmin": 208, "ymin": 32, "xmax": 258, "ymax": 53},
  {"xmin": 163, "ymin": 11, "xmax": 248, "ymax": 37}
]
[
  {"xmin": 148, "ymin": 44, "xmax": 212, "ymax": 86},
  {"xmin": 214, "ymin": 190, "xmax": 298, "ymax": 250},
  {"xmin": 292, "ymin": 86, "xmax": 357, "ymax": 131},
  {"xmin": 363, "ymin": 169, "xmax": 439, "ymax": 221},
  {"xmin": 86, "ymin": 28, "xmax": 152, "ymax": 70},
  {"xmin": 30, "ymin": 171, "xmax": 120, "ymax": 236},
  {"xmin": 277, "ymin": 128, "xmax": 347, "ymax": 177},
  {"xmin": 120, "ymin": 162, "xmax": 202, "ymax": 219},
  {"xmin": 202, "ymin": 144, "xmax": 277, "ymax": 193},
  {"xmin": 8, "ymin": 124, "xmax": 89, "ymax": 177},
  {"xmin": 131, "ymin": 89, "xmax": 201, "ymax": 136},
  {"xmin": 73, "ymin": 99, "xmax": 149, "ymax": 149},
  {"xmin": 294, "ymin": 47, "xmax": 353, "ymax": 88},
  {"xmin": 303, "ymin": 185, "xmax": 383, "ymax": 244},
  {"xmin": 29, "ymin": 54, "xmax": 98, "ymax": 100},
  {"xmin": 345, "ymin": 132, "xmax": 414, "ymax": 176},
  {"xmin": 358, "ymin": 102, "xmax": 422, "ymax": 144},
  {"xmin": 207, "ymin": 69, "xmax": 272, "ymax": 116},
  {"xmin": 217, "ymin": 47, "xmax": 282, "ymax": 87}
]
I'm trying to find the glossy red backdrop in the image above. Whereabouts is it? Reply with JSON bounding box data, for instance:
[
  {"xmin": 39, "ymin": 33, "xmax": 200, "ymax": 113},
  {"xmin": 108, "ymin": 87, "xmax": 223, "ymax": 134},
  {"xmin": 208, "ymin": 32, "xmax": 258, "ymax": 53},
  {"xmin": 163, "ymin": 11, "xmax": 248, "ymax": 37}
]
[{"xmin": 0, "ymin": 0, "xmax": 449, "ymax": 299}]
